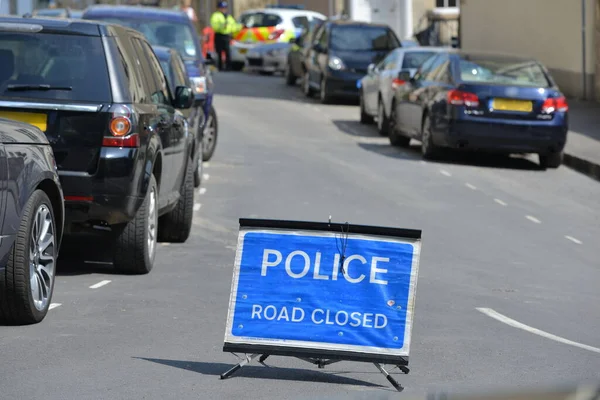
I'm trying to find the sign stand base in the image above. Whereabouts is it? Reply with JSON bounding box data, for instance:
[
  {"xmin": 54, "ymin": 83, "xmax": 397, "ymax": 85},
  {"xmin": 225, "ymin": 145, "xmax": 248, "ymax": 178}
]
[{"xmin": 220, "ymin": 353, "xmax": 409, "ymax": 392}]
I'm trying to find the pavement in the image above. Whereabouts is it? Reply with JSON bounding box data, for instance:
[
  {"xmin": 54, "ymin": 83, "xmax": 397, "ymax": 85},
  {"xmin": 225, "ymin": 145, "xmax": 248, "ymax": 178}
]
[
  {"xmin": 564, "ymin": 99, "xmax": 600, "ymax": 181},
  {"xmin": 1, "ymin": 72, "xmax": 599, "ymax": 400}
]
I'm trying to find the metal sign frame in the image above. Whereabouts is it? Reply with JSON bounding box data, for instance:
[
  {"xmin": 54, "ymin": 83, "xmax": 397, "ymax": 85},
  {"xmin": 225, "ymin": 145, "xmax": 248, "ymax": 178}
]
[{"xmin": 221, "ymin": 218, "xmax": 422, "ymax": 391}]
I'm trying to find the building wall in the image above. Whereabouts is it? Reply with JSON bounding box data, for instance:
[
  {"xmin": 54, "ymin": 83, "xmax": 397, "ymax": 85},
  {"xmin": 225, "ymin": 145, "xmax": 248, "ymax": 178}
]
[{"xmin": 460, "ymin": 0, "xmax": 596, "ymax": 100}]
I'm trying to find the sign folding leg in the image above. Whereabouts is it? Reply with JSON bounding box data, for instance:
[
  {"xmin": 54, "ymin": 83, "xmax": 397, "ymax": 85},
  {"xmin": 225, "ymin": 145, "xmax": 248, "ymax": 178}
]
[
  {"xmin": 374, "ymin": 363, "xmax": 404, "ymax": 392},
  {"xmin": 221, "ymin": 354, "xmax": 406, "ymax": 392}
]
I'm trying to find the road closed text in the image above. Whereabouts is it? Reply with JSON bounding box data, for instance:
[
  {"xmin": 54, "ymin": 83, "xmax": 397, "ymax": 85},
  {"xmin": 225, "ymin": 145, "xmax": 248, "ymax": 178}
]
[{"xmin": 250, "ymin": 304, "xmax": 388, "ymax": 329}]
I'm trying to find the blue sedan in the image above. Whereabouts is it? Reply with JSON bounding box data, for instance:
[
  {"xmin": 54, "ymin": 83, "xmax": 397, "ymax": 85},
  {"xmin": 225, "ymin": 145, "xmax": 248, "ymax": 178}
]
[
  {"xmin": 390, "ymin": 50, "xmax": 568, "ymax": 169},
  {"xmin": 82, "ymin": 5, "xmax": 218, "ymax": 164}
]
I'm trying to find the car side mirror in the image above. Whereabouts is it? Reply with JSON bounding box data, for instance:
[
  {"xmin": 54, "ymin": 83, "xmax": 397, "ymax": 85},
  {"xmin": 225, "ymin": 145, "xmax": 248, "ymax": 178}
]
[
  {"xmin": 173, "ymin": 86, "xmax": 194, "ymax": 109},
  {"xmin": 397, "ymin": 70, "xmax": 412, "ymax": 82},
  {"xmin": 367, "ymin": 63, "xmax": 376, "ymax": 74}
]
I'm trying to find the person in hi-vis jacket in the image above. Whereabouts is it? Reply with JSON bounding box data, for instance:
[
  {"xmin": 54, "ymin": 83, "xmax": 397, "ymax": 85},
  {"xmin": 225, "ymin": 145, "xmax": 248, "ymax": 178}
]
[{"xmin": 210, "ymin": 1, "xmax": 242, "ymax": 71}]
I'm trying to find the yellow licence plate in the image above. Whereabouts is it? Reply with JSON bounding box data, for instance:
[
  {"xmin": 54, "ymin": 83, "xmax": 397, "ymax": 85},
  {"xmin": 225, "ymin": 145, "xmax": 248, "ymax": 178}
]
[
  {"xmin": 0, "ymin": 111, "xmax": 48, "ymax": 132},
  {"xmin": 238, "ymin": 48, "xmax": 248, "ymax": 54},
  {"xmin": 492, "ymin": 98, "xmax": 533, "ymax": 113}
]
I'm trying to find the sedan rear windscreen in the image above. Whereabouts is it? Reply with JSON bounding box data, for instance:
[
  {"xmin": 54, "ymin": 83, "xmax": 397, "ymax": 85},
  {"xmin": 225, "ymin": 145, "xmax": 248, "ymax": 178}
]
[
  {"xmin": 458, "ymin": 58, "xmax": 551, "ymax": 88},
  {"xmin": 0, "ymin": 33, "xmax": 111, "ymax": 102},
  {"xmin": 330, "ymin": 26, "xmax": 399, "ymax": 51}
]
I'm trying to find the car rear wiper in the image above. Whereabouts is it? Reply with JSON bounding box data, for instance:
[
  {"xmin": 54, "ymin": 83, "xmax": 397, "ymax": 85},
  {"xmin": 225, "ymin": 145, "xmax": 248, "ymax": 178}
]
[{"xmin": 6, "ymin": 84, "xmax": 73, "ymax": 91}]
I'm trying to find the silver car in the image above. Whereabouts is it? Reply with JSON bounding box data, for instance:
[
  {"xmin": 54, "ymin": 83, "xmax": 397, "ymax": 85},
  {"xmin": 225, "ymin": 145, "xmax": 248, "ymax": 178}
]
[
  {"xmin": 245, "ymin": 41, "xmax": 292, "ymax": 75},
  {"xmin": 359, "ymin": 47, "xmax": 446, "ymax": 136}
]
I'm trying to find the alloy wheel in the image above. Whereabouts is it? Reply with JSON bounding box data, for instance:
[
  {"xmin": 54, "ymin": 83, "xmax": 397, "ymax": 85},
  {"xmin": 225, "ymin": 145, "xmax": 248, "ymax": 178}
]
[
  {"xmin": 29, "ymin": 204, "xmax": 55, "ymax": 311},
  {"xmin": 203, "ymin": 114, "xmax": 216, "ymax": 155},
  {"xmin": 147, "ymin": 186, "xmax": 157, "ymax": 260}
]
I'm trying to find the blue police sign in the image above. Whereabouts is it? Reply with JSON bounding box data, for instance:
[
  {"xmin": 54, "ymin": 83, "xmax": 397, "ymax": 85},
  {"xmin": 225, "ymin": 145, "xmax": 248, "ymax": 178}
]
[{"xmin": 223, "ymin": 219, "xmax": 422, "ymax": 363}]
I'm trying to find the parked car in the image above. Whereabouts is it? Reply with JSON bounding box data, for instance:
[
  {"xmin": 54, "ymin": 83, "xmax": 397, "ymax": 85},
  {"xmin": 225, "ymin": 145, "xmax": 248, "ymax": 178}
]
[
  {"xmin": 285, "ymin": 17, "xmax": 325, "ymax": 86},
  {"xmin": 303, "ymin": 19, "xmax": 401, "ymax": 104},
  {"xmin": 245, "ymin": 41, "xmax": 294, "ymax": 75},
  {"xmin": 82, "ymin": 5, "xmax": 219, "ymax": 163},
  {"xmin": 232, "ymin": 8, "xmax": 326, "ymax": 71},
  {"xmin": 0, "ymin": 118, "xmax": 64, "ymax": 325},
  {"xmin": 0, "ymin": 16, "xmax": 196, "ymax": 274},
  {"xmin": 359, "ymin": 47, "xmax": 445, "ymax": 135},
  {"xmin": 153, "ymin": 45, "xmax": 206, "ymax": 188},
  {"xmin": 390, "ymin": 50, "xmax": 568, "ymax": 168}
]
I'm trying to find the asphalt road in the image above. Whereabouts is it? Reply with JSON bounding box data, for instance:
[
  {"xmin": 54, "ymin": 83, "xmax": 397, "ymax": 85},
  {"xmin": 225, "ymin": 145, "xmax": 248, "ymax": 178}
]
[{"xmin": 1, "ymin": 71, "xmax": 599, "ymax": 400}]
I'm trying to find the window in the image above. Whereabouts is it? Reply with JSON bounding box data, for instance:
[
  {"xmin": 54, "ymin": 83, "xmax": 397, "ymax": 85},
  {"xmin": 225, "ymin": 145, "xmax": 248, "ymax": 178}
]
[
  {"xmin": 0, "ymin": 32, "xmax": 111, "ymax": 102},
  {"xmin": 424, "ymin": 53, "xmax": 448, "ymax": 81},
  {"xmin": 401, "ymin": 51, "xmax": 438, "ymax": 69},
  {"xmin": 413, "ymin": 53, "xmax": 439, "ymax": 81},
  {"xmin": 89, "ymin": 17, "xmax": 199, "ymax": 59},
  {"xmin": 317, "ymin": 26, "xmax": 328, "ymax": 49},
  {"xmin": 239, "ymin": 12, "xmax": 282, "ymax": 28},
  {"xmin": 131, "ymin": 38, "xmax": 170, "ymax": 105},
  {"xmin": 330, "ymin": 26, "xmax": 399, "ymax": 51},
  {"xmin": 141, "ymin": 41, "xmax": 172, "ymax": 104},
  {"xmin": 112, "ymin": 35, "xmax": 146, "ymax": 103},
  {"xmin": 378, "ymin": 50, "xmax": 400, "ymax": 70},
  {"xmin": 457, "ymin": 57, "xmax": 551, "ymax": 87},
  {"xmin": 292, "ymin": 16, "xmax": 309, "ymax": 31},
  {"xmin": 159, "ymin": 59, "xmax": 175, "ymax": 98},
  {"xmin": 436, "ymin": 0, "xmax": 458, "ymax": 7}
]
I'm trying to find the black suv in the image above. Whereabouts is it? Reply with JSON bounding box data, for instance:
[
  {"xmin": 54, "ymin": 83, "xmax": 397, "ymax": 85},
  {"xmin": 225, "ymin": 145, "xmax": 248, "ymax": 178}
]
[{"xmin": 0, "ymin": 17, "xmax": 196, "ymax": 274}]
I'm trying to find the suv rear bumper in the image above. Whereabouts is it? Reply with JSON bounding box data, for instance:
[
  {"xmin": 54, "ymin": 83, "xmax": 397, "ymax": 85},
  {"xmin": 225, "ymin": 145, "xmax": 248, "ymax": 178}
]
[{"xmin": 59, "ymin": 147, "xmax": 146, "ymax": 232}]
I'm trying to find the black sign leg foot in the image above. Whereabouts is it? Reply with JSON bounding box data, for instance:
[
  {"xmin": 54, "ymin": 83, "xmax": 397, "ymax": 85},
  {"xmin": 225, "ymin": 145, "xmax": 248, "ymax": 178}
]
[
  {"xmin": 374, "ymin": 363, "xmax": 404, "ymax": 392},
  {"xmin": 259, "ymin": 354, "xmax": 269, "ymax": 364},
  {"xmin": 220, "ymin": 354, "xmax": 261, "ymax": 379}
]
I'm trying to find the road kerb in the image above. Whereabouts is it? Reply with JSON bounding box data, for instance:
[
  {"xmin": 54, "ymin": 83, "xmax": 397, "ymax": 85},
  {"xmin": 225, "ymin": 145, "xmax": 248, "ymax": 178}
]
[{"xmin": 563, "ymin": 152, "xmax": 600, "ymax": 182}]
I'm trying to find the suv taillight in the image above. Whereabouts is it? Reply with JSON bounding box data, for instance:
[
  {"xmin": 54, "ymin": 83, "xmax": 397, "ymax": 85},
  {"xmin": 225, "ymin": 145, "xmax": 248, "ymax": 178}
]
[
  {"xmin": 103, "ymin": 105, "xmax": 139, "ymax": 148},
  {"xmin": 448, "ymin": 89, "xmax": 480, "ymax": 107},
  {"xmin": 268, "ymin": 29, "xmax": 285, "ymax": 40},
  {"xmin": 392, "ymin": 78, "xmax": 406, "ymax": 89},
  {"xmin": 541, "ymin": 96, "xmax": 568, "ymax": 113}
]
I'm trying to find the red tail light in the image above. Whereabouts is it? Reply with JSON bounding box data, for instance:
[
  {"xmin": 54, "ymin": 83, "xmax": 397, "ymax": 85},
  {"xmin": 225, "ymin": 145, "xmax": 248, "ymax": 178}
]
[
  {"xmin": 448, "ymin": 89, "xmax": 480, "ymax": 107},
  {"xmin": 392, "ymin": 78, "xmax": 406, "ymax": 89},
  {"xmin": 64, "ymin": 195, "xmax": 93, "ymax": 202},
  {"xmin": 103, "ymin": 105, "xmax": 139, "ymax": 148},
  {"xmin": 268, "ymin": 29, "xmax": 285, "ymax": 40},
  {"xmin": 541, "ymin": 96, "xmax": 568, "ymax": 113}
]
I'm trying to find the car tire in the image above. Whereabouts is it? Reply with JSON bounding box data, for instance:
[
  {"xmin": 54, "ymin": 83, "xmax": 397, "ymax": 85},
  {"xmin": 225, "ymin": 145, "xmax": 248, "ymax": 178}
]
[
  {"xmin": 359, "ymin": 90, "xmax": 374, "ymax": 124},
  {"xmin": 539, "ymin": 151, "xmax": 563, "ymax": 169},
  {"xmin": 377, "ymin": 98, "xmax": 390, "ymax": 136},
  {"xmin": 320, "ymin": 78, "xmax": 332, "ymax": 104},
  {"xmin": 231, "ymin": 62, "xmax": 245, "ymax": 71},
  {"xmin": 285, "ymin": 63, "xmax": 296, "ymax": 86},
  {"xmin": 421, "ymin": 114, "xmax": 440, "ymax": 160},
  {"xmin": 157, "ymin": 160, "xmax": 194, "ymax": 244},
  {"xmin": 389, "ymin": 101, "xmax": 410, "ymax": 147},
  {"xmin": 202, "ymin": 105, "xmax": 218, "ymax": 162},
  {"xmin": 0, "ymin": 190, "xmax": 57, "ymax": 325},
  {"xmin": 303, "ymin": 70, "xmax": 314, "ymax": 97},
  {"xmin": 113, "ymin": 174, "xmax": 158, "ymax": 275}
]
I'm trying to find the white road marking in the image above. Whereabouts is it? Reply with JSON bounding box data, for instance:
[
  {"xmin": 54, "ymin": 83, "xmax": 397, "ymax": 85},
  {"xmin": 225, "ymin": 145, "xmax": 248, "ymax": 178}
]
[
  {"xmin": 439, "ymin": 169, "xmax": 452, "ymax": 177},
  {"xmin": 202, "ymin": 173, "xmax": 210, "ymax": 181},
  {"xmin": 477, "ymin": 307, "xmax": 600, "ymax": 354},
  {"xmin": 89, "ymin": 280, "xmax": 111, "ymax": 289},
  {"xmin": 526, "ymin": 215, "xmax": 541, "ymax": 224},
  {"xmin": 199, "ymin": 187, "xmax": 207, "ymax": 195},
  {"xmin": 494, "ymin": 198, "xmax": 507, "ymax": 206},
  {"xmin": 203, "ymin": 162, "xmax": 210, "ymax": 168},
  {"xmin": 161, "ymin": 243, "xmax": 171, "ymax": 246},
  {"xmin": 565, "ymin": 235, "xmax": 582, "ymax": 244},
  {"xmin": 49, "ymin": 303, "xmax": 61, "ymax": 310},
  {"xmin": 193, "ymin": 203, "xmax": 202, "ymax": 211},
  {"xmin": 419, "ymin": 160, "xmax": 427, "ymax": 164},
  {"xmin": 465, "ymin": 183, "xmax": 477, "ymax": 190}
]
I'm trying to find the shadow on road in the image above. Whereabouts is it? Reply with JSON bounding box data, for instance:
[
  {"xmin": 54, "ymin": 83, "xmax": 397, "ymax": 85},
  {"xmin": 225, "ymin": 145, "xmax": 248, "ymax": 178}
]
[
  {"xmin": 56, "ymin": 234, "xmax": 118, "ymax": 276},
  {"xmin": 357, "ymin": 139, "xmax": 543, "ymax": 171},
  {"xmin": 332, "ymin": 120, "xmax": 381, "ymax": 138},
  {"xmin": 135, "ymin": 357, "xmax": 389, "ymax": 389}
]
